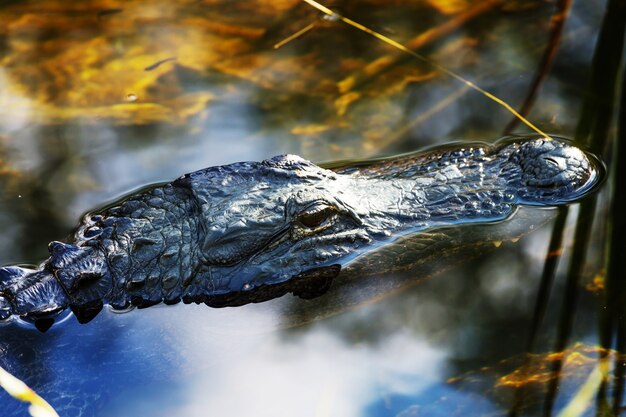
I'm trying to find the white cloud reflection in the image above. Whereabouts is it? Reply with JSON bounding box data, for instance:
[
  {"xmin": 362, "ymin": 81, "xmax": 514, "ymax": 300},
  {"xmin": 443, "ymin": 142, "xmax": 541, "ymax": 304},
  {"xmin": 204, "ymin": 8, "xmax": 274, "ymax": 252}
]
[{"xmin": 104, "ymin": 303, "xmax": 447, "ymax": 417}]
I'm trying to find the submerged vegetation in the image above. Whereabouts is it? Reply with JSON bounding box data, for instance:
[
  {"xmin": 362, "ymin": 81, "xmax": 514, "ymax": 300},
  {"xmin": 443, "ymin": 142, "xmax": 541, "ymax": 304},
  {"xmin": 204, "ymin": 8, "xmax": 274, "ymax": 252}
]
[{"xmin": 0, "ymin": 0, "xmax": 624, "ymax": 416}]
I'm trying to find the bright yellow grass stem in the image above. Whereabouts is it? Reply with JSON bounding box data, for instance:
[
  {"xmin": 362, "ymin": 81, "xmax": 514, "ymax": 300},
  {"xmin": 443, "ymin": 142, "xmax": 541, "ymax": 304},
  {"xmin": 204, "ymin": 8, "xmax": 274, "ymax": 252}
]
[
  {"xmin": 555, "ymin": 360, "xmax": 608, "ymax": 417},
  {"xmin": 302, "ymin": 0, "xmax": 551, "ymax": 139},
  {"xmin": 0, "ymin": 365, "xmax": 59, "ymax": 417}
]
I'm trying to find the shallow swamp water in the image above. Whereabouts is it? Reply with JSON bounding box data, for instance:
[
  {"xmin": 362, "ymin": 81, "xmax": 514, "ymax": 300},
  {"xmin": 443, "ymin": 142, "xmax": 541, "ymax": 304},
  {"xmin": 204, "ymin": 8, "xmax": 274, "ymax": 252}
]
[{"xmin": 0, "ymin": 0, "xmax": 624, "ymax": 416}]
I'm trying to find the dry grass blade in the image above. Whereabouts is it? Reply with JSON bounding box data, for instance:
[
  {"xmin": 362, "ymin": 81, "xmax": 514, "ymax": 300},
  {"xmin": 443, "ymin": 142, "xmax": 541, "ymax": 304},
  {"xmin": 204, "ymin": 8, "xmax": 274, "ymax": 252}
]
[{"xmin": 274, "ymin": 21, "xmax": 318, "ymax": 49}]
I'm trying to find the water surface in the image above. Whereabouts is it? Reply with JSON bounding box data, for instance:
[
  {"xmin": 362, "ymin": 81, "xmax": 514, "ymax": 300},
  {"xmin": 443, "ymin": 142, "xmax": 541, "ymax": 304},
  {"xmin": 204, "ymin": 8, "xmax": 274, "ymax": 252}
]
[{"xmin": 0, "ymin": 1, "xmax": 619, "ymax": 416}]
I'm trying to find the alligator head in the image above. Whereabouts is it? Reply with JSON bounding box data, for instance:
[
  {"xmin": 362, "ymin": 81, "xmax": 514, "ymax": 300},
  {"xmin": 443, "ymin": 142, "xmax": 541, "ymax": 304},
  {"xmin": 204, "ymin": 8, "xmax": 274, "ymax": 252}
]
[{"xmin": 142, "ymin": 136, "xmax": 602, "ymax": 307}]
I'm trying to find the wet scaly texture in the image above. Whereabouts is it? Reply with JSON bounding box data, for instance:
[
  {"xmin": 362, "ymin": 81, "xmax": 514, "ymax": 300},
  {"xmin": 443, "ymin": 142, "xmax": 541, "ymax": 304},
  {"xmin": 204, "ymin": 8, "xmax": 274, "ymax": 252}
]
[{"xmin": 0, "ymin": 136, "xmax": 603, "ymax": 329}]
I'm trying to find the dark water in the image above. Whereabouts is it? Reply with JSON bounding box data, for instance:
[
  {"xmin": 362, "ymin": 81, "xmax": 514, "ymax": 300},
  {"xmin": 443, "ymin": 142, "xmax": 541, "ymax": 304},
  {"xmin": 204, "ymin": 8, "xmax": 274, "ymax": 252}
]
[{"xmin": 0, "ymin": 1, "xmax": 621, "ymax": 416}]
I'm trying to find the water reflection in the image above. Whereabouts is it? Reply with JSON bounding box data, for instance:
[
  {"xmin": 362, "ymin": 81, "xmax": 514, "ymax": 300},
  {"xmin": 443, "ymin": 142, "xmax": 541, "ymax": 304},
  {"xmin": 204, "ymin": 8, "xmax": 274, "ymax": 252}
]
[
  {"xmin": 104, "ymin": 313, "xmax": 447, "ymax": 417},
  {"xmin": 1, "ymin": 269, "xmax": 514, "ymax": 417},
  {"xmin": 1, "ymin": 298, "xmax": 452, "ymax": 417},
  {"xmin": 0, "ymin": 0, "xmax": 618, "ymax": 416},
  {"xmin": 0, "ymin": 219, "xmax": 600, "ymax": 417}
]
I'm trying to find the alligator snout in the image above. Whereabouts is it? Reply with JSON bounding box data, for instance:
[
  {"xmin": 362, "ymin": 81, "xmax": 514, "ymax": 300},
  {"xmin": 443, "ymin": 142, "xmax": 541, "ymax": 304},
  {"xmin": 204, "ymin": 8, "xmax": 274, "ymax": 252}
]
[
  {"xmin": 502, "ymin": 138, "xmax": 603, "ymax": 205},
  {"xmin": 524, "ymin": 141, "xmax": 591, "ymax": 184}
]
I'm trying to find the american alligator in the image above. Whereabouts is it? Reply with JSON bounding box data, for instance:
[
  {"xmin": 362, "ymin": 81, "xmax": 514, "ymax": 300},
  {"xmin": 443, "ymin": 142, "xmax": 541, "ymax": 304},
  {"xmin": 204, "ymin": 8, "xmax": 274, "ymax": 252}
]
[{"xmin": 0, "ymin": 136, "xmax": 603, "ymax": 331}]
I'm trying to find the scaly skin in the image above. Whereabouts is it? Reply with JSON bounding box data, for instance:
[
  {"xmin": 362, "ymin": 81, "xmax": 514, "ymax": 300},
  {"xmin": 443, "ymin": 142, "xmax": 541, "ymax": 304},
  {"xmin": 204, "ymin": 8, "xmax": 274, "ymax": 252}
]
[{"xmin": 0, "ymin": 136, "xmax": 604, "ymax": 330}]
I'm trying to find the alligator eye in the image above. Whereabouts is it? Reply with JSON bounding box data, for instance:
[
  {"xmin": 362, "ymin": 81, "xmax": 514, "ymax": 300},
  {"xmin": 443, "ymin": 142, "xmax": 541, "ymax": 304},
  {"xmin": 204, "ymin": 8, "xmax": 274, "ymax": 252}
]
[{"xmin": 297, "ymin": 206, "xmax": 335, "ymax": 228}]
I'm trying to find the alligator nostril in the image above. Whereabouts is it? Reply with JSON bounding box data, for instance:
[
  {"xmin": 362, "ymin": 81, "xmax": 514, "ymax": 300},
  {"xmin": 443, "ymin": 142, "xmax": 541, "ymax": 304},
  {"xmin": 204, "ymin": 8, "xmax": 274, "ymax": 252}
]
[{"xmin": 544, "ymin": 157, "xmax": 559, "ymax": 167}]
